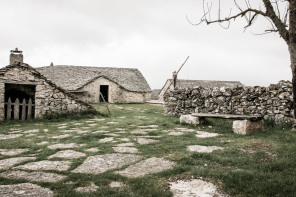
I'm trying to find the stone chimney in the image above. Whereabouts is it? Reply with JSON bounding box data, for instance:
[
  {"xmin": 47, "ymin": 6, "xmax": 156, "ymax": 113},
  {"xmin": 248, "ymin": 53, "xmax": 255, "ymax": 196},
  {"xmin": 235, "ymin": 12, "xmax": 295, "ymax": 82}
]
[
  {"xmin": 10, "ymin": 48, "xmax": 23, "ymax": 65},
  {"xmin": 172, "ymin": 71, "xmax": 177, "ymax": 88}
]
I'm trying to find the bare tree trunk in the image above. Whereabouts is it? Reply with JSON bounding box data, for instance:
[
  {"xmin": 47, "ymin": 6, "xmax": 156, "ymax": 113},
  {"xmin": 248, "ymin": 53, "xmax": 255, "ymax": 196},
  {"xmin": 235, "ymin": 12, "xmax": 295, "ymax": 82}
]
[{"xmin": 289, "ymin": 43, "xmax": 296, "ymax": 127}]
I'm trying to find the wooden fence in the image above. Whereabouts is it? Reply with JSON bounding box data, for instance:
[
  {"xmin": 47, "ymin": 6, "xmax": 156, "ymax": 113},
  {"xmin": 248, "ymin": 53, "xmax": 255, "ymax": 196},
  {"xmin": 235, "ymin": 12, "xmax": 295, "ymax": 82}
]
[{"xmin": 5, "ymin": 97, "xmax": 34, "ymax": 120}]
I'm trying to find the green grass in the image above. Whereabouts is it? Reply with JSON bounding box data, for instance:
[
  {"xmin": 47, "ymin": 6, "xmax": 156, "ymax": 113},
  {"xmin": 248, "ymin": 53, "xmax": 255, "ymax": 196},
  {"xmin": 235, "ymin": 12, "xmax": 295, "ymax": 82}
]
[{"xmin": 0, "ymin": 104, "xmax": 296, "ymax": 196}]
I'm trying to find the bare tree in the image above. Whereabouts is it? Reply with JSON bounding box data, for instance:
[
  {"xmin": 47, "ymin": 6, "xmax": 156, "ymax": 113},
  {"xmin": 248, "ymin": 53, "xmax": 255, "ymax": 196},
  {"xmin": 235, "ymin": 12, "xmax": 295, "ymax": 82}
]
[{"xmin": 190, "ymin": 0, "xmax": 296, "ymax": 126}]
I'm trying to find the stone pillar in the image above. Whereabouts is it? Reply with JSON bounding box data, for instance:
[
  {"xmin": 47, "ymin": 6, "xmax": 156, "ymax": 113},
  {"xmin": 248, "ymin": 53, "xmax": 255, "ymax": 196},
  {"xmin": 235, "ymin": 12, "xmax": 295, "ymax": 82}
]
[
  {"xmin": 232, "ymin": 120, "xmax": 264, "ymax": 135},
  {"xmin": 0, "ymin": 83, "xmax": 5, "ymax": 120}
]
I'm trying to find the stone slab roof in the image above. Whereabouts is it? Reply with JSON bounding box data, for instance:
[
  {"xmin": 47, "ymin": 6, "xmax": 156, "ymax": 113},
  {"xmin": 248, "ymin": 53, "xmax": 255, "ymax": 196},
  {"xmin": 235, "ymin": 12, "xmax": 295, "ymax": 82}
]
[
  {"xmin": 0, "ymin": 63, "xmax": 95, "ymax": 111},
  {"xmin": 151, "ymin": 89, "xmax": 161, "ymax": 100},
  {"xmin": 36, "ymin": 66, "xmax": 151, "ymax": 93},
  {"xmin": 172, "ymin": 79, "xmax": 243, "ymax": 89}
]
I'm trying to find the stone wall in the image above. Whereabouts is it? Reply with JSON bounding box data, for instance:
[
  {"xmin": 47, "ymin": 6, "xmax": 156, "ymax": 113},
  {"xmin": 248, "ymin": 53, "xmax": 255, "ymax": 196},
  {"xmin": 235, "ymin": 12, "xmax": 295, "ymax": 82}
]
[
  {"xmin": 164, "ymin": 80, "xmax": 293, "ymax": 123},
  {"xmin": 0, "ymin": 65, "xmax": 94, "ymax": 120},
  {"xmin": 76, "ymin": 77, "xmax": 150, "ymax": 103}
]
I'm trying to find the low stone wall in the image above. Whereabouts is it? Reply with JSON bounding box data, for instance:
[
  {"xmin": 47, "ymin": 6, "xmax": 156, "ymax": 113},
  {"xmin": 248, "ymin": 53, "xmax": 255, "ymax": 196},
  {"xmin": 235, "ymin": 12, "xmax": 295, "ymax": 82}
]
[{"xmin": 164, "ymin": 81, "xmax": 293, "ymax": 123}]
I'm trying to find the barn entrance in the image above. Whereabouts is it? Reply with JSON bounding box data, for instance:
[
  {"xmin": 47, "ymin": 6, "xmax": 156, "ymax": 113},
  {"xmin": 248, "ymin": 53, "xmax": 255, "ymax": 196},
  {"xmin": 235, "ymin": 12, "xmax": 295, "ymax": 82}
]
[
  {"xmin": 4, "ymin": 83, "xmax": 35, "ymax": 120},
  {"xmin": 100, "ymin": 85, "xmax": 109, "ymax": 102}
]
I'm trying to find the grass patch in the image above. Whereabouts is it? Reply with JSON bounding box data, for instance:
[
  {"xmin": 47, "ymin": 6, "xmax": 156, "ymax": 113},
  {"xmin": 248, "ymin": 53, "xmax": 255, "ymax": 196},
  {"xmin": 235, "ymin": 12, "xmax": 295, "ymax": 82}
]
[{"xmin": 0, "ymin": 104, "xmax": 295, "ymax": 196}]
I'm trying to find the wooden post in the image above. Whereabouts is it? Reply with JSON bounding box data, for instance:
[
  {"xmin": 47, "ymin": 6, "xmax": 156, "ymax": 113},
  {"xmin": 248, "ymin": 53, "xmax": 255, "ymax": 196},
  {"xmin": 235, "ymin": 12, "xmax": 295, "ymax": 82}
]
[
  {"xmin": 7, "ymin": 97, "xmax": 12, "ymax": 120},
  {"xmin": 27, "ymin": 98, "xmax": 32, "ymax": 119},
  {"xmin": 14, "ymin": 98, "xmax": 20, "ymax": 120},
  {"xmin": 100, "ymin": 92, "xmax": 111, "ymax": 115},
  {"xmin": 21, "ymin": 98, "xmax": 26, "ymax": 120}
]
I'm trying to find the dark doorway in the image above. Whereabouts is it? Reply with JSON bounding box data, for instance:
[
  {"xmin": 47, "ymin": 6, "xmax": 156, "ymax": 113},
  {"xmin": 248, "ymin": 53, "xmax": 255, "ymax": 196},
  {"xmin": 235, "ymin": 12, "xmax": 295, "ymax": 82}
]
[
  {"xmin": 100, "ymin": 85, "xmax": 109, "ymax": 102},
  {"xmin": 4, "ymin": 83, "xmax": 35, "ymax": 119}
]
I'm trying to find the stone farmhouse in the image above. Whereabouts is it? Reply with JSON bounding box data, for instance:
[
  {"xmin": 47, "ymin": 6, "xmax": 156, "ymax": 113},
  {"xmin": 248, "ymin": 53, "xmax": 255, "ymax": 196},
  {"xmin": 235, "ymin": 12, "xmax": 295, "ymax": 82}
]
[
  {"xmin": 0, "ymin": 49, "xmax": 95, "ymax": 121},
  {"xmin": 37, "ymin": 65, "xmax": 151, "ymax": 104},
  {"xmin": 158, "ymin": 72, "xmax": 243, "ymax": 101}
]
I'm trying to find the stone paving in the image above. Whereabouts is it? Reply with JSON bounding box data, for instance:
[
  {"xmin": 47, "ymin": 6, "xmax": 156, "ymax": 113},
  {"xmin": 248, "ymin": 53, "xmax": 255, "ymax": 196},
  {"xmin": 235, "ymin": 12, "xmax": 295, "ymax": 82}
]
[
  {"xmin": 0, "ymin": 170, "xmax": 66, "ymax": 183},
  {"xmin": 72, "ymin": 154, "xmax": 142, "ymax": 174},
  {"xmin": 14, "ymin": 160, "xmax": 72, "ymax": 171},
  {"xmin": 115, "ymin": 157, "xmax": 175, "ymax": 178},
  {"xmin": 169, "ymin": 179, "xmax": 227, "ymax": 197},
  {"xmin": 0, "ymin": 183, "xmax": 53, "ymax": 197},
  {"xmin": 0, "ymin": 108, "xmax": 227, "ymax": 196}
]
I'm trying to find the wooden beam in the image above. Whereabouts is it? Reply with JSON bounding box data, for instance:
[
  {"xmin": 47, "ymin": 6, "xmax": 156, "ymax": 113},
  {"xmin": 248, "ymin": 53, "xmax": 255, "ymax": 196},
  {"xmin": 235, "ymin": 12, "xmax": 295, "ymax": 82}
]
[{"xmin": 191, "ymin": 113, "xmax": 263, "ymax": 121}]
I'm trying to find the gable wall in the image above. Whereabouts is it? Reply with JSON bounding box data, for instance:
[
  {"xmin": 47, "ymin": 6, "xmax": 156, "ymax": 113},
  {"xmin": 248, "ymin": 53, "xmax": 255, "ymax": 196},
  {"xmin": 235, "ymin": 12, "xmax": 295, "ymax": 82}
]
[
  {"xmin": 77, "ymin": 77, "xmax": 150, "ymax": 103},
  {"xmin": 0, "ymin": 66, "xmax": 93, "ymax": 120}
]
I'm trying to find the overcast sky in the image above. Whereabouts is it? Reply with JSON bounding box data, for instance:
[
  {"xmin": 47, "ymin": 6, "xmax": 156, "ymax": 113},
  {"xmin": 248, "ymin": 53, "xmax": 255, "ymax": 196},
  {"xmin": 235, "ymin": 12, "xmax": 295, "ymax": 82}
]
[{"xmin": 0, "ymin": 0, "xmax": 291, "ymax": 89}]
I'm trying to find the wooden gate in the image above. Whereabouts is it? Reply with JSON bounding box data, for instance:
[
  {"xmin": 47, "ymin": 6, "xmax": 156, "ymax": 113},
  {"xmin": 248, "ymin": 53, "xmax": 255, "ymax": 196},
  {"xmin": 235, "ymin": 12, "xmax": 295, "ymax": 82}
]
[{"xmin": 5, "ymin": 97, "xmax": 34, "ymax": 120}]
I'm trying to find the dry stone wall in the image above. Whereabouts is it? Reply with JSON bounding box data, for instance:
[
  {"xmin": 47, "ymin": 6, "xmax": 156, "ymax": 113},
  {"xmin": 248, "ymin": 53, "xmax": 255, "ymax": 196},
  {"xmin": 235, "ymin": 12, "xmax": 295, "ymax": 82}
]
[{"xmin": 164, "ymin": 81, "xmax": 293, "ymax": 123}]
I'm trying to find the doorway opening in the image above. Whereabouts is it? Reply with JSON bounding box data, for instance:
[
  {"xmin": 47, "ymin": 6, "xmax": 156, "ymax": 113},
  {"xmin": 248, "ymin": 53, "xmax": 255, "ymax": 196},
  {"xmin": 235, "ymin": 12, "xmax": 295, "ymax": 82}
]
[
  {"xmin": 100, "ymin": 85, "xmax": 109, "ymax": 102},
  {"xmin": 4, "ymin": 83, "xmax": 35, "ymax": 120}
]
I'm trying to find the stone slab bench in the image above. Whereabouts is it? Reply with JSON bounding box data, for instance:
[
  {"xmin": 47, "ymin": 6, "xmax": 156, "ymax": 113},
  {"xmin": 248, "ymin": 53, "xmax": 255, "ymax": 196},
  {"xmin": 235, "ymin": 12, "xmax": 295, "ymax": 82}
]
[{"xmin": 180, "ymin": 113, "xmax": 264, "ymax": 135}]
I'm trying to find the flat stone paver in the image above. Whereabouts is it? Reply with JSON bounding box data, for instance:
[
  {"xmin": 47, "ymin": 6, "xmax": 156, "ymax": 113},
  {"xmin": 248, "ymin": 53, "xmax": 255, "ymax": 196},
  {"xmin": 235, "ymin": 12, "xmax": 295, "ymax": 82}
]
[
  {"xmin": 99, "ymin": 137, "xmax": 114, "ymax": 143},
  {"xmin": 47, "ymin": 143, "xmax": 84, "ymax": 149},
  {"xmin": 0, "ymin": 149, "xmax": 29, "ymax": 156},
  {"xmin": 0, "ymin": 157, "xmax": 36, "ymax": 170},
  {"xmin": 112, "ymin": 147, "xmax": 139, "ymax": 153},
  {"xmin": 120, "ymin": 138, "xmax": 130, "ymax": 142},
  {"xmin": 72, "ymin": 154, "xmax": 142, "ymax": 174},
  {"xmin": 85, "ymin": 148, "xmax": 100, "ymax": 152},
  {"xmin": 187, "ymin": 145, "xmax": 224, "ymax": 153},
  {"xmin": 115, "ymin": 157, "xmax": 175, "ymax": 178},
  {"xmin": 48, "ymin": 150, "xmax": 86, "ymax": 159},
  {"xmin": 14, "ymin": 160, "xmax": 72, "ymax": 171},
  {"xmin": 37, "ymin": 141, "xmax": 49, "ymax": 145},
  {"xmin": 0, "ymin": 170, "xmax": 66, "ymax": 183},
  {"xmin": 138, "ymin": 125, "xmax": 159, "ymax": 128},
  {"xmin": 0, "ymin": 134, "xmax": 23, "ymax": 140},
  {"xmin": 24, "ymin": 129, "xmax": 39, "ymax": 133},
  {"xmin": 50, "ymin": 134, "xmax": 70, "ymax": 139},
  {"xmin": 196, "ymin": 131, "xmax": 220, "ymax": 138},
  {"xmin": 109, "ymin": 181, "xmax": 125, "ymax": 188},
  {"xmin": 136, "ymin": 138, "xmax": 159, "ymax": 145},
  {"xmin": 0, "ymin": 183, "xmax": 53, "ymax": 197},
  {"xmin": 169, "ymin": 179, "xmax": 227, "ymax": 197},
  {"xmin": 76, "ymin": 130, "xmax": 89, "ymax": 134},
  {"xmin": 116, "ymin": 143, "xmax": 134, "ymax": 147},
  {"xmin": 75, "ymin": 182, "xmax": 99, "ymax": 193},
  {"xmin": 93, "ymin": 130, "xmax": 109, "ymax": 134},
  {"xmin": 168, "ymin": 132, "xmax": 184, "ymax": 136},
  {"xmin": 105, "ymin": 133, "xmax": 120, "ymax": 137},
  {"xmin": 131, "ymin": 130, "xmax": 148, "ymax": 135}
]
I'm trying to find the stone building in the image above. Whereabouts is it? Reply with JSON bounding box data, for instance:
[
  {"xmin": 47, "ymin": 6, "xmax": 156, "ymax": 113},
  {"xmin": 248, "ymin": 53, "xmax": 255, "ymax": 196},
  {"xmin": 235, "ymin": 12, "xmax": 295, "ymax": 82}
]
[
  {"xmin": 158, "ymin": 72, "xmax": 243, "ymax": 101},
  {"xmin": 0, "ymin": 49, "xmax": 94, "ymax": 120},
  {"xmin": 37, "ymin": 65, "xmax": 151, "ymax": 103}
]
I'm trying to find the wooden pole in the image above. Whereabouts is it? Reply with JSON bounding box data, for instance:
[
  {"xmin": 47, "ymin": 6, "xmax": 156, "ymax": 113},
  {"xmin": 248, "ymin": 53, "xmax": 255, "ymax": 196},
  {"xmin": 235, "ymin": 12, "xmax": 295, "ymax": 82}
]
[{"xmin": 100, "ymin": 92, "xmax": 111, "ymax": 115}]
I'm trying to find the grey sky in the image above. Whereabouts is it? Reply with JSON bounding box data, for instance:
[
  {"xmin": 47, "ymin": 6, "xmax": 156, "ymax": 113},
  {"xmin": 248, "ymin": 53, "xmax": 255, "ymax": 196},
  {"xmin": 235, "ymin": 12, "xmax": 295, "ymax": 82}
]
[{"xmin": 0, "ymin": 0, "xmax": 291, "ymax": 89}]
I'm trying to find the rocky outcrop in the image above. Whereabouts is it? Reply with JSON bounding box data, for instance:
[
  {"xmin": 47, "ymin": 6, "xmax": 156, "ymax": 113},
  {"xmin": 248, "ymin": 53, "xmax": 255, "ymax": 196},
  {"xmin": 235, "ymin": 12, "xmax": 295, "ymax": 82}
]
[{"xmin": 164, "ymin": 81, "xmax": 293, "ymax": 123}]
